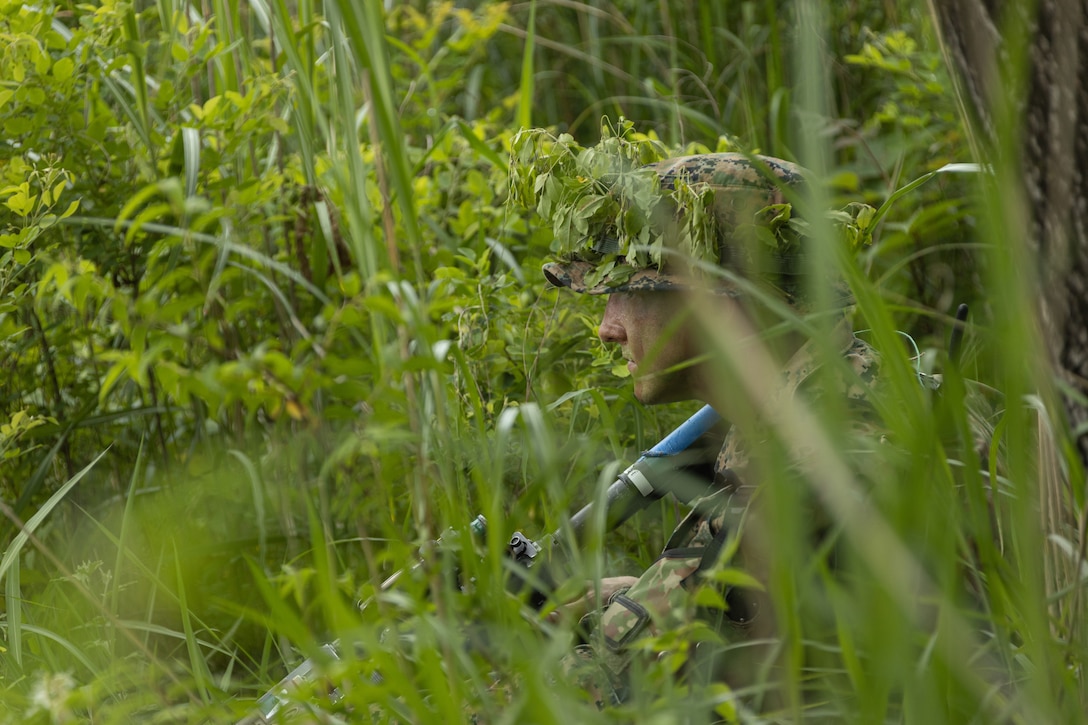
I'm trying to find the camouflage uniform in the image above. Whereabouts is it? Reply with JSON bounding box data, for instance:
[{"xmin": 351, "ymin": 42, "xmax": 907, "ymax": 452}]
[
  {"xmin": 544, "ymin": 153, "xmax": 884, "ymax": 707},
  {"xmin": 572, "ymin": 326, "xmax": 882, "ymax": 707}
]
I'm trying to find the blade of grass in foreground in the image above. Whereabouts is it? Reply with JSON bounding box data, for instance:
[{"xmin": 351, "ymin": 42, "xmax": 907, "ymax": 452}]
[
  {"xmin": 332, "ymin": 0, "xmax": 423, "ymax": 265},
  {"xmin": 516, "ymin": 0, "xmax": 537, "ymax": 130},
  {"xmin": 1, "ymin": 623, "xmax": 96, "ymax": 674},
  {"xmin": 5, "ymin": 555, "xmax": 21, "ymax": 668},
  {"xmin": 110, "ymin": 440, "xmax": 144, "ymax": 618},
  {"xmin": 0, "ymin": 449, "xmax": 110, "ymax": 587},
  {"xmin": 0, "ymin": 450, "xmax": 204, "ymax": 710},
  {"xmin": 174, "ymin": 540, "xmax": 212, "ymax": 703}
]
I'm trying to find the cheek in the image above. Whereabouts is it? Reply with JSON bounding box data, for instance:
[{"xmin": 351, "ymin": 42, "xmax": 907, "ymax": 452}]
[
  {"xmin": 673, "ymin": 320, "xmax": 695, "ymax": 357},
  {"xmin": 646, "ymin": 310, "xmax": 675, "ymax": 349},
  {"xmin": 652, "ymin": 310, "xmax": 695, "ymax": 365}
]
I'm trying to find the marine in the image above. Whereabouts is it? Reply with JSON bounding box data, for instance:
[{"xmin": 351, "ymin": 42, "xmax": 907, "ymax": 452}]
[{"xmin": 540, "ymin": 152, "xmax": 889, "ymax": 710}]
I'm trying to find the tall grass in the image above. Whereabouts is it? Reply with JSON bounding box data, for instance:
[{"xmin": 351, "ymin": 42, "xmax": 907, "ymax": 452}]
[{"xmin": 0, "ymin": 0, "xmax": 1083, "ymax": 723}]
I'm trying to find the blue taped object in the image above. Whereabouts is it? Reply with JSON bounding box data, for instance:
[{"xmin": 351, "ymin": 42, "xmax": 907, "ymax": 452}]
[{"xmin": 643, "ymin": 405, "xmax": 721, "ymax": 457}]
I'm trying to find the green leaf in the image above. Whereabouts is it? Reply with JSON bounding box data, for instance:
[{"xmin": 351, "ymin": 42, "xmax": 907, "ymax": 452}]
[
  {"xmin": 25, "ymin": 87, "xmax": 45, "ymax": 106},
  {"xmin": 59, "ymin": 199, "xmax": 79, "ymax": 218},
  {"xmin": 691, "ymin": 584, "xmax": 727, "ymax": 609},
  {"xmin": 32, "ymin": 47, "xmax": 50, "ymax": 75},
  {"xmin": 705, "ymin": 567, "xmax": 765, "ymax": 591},
  {"xmin": 855, "ymin": 203, "xmax": 876, "ymax": 231},
  {"xmin": 52, "ymin": 56, "xmax": 75, "ymax": 81},
  {"xmin": 455, "ymin": 119, "xmax": 504, "ymax": 169},
  {"xmin": 5, "ymin": 190, "xmax": 36, "ymax": 217}
]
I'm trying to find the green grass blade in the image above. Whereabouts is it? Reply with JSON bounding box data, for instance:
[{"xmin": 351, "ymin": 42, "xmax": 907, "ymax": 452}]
[
  {"xmin": 455, "ymin": 119, "xmax": 505, "ymax": 169},
  {"xmin": 228, "ymin": 450, "xmax": 268, "ymax": 566},
  {"xmin": 333, "ymin": 0, "xmax": 424, "ymax": 261},
  {"xmin": 0, "ymin": 448, "xmax": 110, "ymax": 587},
  {"xmin": 6, "ymin": 555, "xmax": 21, "ymax": 668},
  {"xmin": 116, "ymin": 619, "xmax": 237, "ymax": 658},
  {"xmin": 173, "ymin": 540, "xmax": 212, "ymax": 703},
  {"xmin": 72, "ymin": 506, "xmax": 227, "ymax": 650},
  {"xmin": 181, "ymin": 126, "xmax": 200, "ymax": 199},
  {"xmin": 516, "ymin": 0, "xmax": 537, "ymax": 130},
  {"xmin": 5, "ymin": 623, "xmax": 96, "ymax": 674},
  {"xmin": 110, "ymin": 439, "xmax": 144, "ymax": 616},
  {"xmin": 121, "ymin": 4, "xmax": 154, "ymax": 154}
]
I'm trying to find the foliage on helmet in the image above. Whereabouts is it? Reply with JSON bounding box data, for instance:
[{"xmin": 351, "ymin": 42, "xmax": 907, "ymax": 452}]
[{"xmin": 509, "ymin": 119, "xmax": 724, "ymax": 289}]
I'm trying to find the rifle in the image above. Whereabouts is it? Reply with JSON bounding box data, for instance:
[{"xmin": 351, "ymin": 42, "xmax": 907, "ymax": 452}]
[{"xmin": 237, "ymin": 404, "xmax": 722, "ymax": 724}]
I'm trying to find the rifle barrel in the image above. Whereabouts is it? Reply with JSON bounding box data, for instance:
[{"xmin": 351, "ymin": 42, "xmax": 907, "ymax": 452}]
[{"xmin": 566, "ymin": 404, "xmax": 721, "ymax": 539}]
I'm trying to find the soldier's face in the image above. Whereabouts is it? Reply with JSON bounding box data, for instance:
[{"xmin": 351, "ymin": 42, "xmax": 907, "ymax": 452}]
[{"xmin": 598, "ymin": 290, "xmax": 701, "ymax": 404}]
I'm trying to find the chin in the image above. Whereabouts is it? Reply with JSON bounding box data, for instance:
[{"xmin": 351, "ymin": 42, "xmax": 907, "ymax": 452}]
[{"xmin": 634, "ymin": 382, "xmax": 695, "ymax": 406}]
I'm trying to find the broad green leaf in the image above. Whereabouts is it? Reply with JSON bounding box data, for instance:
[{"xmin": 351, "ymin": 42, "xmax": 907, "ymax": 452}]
[{"xmin": 51, "ymin": 56, "xmax": 74, "ymax": 81}]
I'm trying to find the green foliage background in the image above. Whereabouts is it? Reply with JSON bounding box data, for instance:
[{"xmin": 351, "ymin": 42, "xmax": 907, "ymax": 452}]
[{"xmin": 0, "ymin": 0, "xmax": 1079, "ymax": 722}]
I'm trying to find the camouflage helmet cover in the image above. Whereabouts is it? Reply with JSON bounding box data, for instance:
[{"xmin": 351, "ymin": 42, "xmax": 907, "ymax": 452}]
[{"xmin": 542, "ymin": 153, "xmax": 807, "ymax": 295}]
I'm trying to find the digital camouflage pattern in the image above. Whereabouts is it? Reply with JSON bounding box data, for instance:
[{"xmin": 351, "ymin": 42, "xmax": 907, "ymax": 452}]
[
  {"xmin": 565, "ymin": 322, "xmax": 886, "ymax": 705},
  {"xmin": 542, "ymin": 153, "xmax": 806, "ymax": 295}
]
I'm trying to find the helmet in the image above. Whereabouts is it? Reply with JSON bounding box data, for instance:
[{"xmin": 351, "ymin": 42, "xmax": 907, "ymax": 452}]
[{"xmin": 542, "ymin": 153, "xmax": 807, "ymax": 298}]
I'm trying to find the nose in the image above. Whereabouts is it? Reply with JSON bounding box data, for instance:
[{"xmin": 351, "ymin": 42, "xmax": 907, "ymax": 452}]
[{"xmin": 598, "ymin": 295, "xmax": 627, "ymax": 344}]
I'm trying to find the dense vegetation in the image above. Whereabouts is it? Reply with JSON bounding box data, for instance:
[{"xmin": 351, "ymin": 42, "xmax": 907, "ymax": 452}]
[{"xmin": 0, "ymin": 0, "xmax": 1081, "ymax": 722}]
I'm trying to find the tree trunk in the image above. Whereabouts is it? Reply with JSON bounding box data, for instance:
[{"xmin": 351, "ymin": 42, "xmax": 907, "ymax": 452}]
[{"xmin": 927, "ymin": 0, "xmax": 1088, "ymax": 627}]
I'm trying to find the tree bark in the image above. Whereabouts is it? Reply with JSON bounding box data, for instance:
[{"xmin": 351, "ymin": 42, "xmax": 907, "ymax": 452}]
[
  {"xmin": 930, "ymin": 0, "xmax": 1088, "ymax": 453},
  {"xmin": 928, "ymin": 0, "xmax": 1088, "ymax": 626}
]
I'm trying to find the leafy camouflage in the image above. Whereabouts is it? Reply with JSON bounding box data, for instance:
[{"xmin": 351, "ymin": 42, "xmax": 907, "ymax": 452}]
[
  {"xmin": 542, "ymin": 153, "xmax": 807, "ymax": 295},
  {"xmin": 542, "ymin": 261, "xmax": 692, "ymax": 294}
]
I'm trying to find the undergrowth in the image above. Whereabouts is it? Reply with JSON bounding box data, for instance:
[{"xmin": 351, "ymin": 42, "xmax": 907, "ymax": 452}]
[{"xmin": 0, "ymin": 1, "xmax": 1082, "ymax": 722}]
